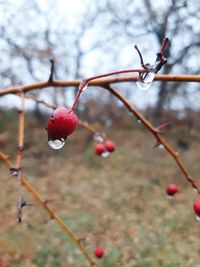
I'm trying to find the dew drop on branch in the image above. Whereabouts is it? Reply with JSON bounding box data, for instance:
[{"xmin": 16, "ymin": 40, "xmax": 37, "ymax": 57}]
[
  {"xmin": 158, "ymin": 144, "xmax": 164, "ymax": 149},
  {"xmin": 136, "ymin": 72, "xmax": 155, "ymax": 91},
  {"xmin": 79, "ymin": 80, "xmax": 88, "ymax": 92},
  {"xmin": 193, "ymin": 187, "xmax": 198, "ymax": 193},
  {"xmin": 48, "ymin": 139, "xmax": 65, "ymax": 150}
]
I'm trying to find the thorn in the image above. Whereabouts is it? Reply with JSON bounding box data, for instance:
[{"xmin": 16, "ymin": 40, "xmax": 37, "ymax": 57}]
[
  {"xmin": 48, "ymin": 59, "xmax": 55, "ymax": 82},
  {"xmin": 20, "ymin": 198, "xmax": 33, "ymax": 208},
  {"xmin": 155, "ymin": 122, "xmax": 169, "ymax": 133},
  {"xmin": 10, "ymin": 167, "xmax": 20, "ymax": 176}
]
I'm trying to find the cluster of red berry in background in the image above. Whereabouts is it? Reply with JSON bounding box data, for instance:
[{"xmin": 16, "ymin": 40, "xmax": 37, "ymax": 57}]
[{"xmin": 95, "ymin": 140, "xmax": 116, "ymax": 156}]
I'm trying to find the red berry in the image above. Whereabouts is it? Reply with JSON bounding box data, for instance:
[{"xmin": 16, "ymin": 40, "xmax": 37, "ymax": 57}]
[
  {"xmin": 166, "ymin": 184, "xmax": 178, "ymax": 196},
  {"xmin": 47, "ymin": 107, "xmax": 79, "ymax": 140},
  {"xmin": 193, "ymin": 200, "xmax": 200, "ymax": 216},
  {"xmin": 94, "ymin": 247, "xmax": 104, "ymax": 258},
  {"xmin": 105, "ymin": 140, "xmax": 116, "ymax": 152},
  {"xmin": 95, "ymin": 144, "xmax": 106, "ymax": 155}
]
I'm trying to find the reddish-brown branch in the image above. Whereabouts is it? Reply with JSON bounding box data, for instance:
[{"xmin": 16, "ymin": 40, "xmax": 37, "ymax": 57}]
[
  {"xmin": 21, "ymin": 93, "xmax": 106, "ymax": 139},
  {"xmin": 134, "ymin": 45, "xmax": 147, "ymax": 69},
  {"xmin": 0, "ymin": 74, "xmax": 200, "ymax": 97},
  {"xmin": 0, "ymin": 150, "xmax": 100, "ymax": 267},
  {"xmin": 103, "ymin": 85, "xmax": 200, "ymax": 194}
]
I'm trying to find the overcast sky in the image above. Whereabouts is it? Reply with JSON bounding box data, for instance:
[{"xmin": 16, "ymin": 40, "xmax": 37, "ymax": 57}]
[{"xmin": 0, "ymin": 0, "xmax": 199, "ymax": 112}]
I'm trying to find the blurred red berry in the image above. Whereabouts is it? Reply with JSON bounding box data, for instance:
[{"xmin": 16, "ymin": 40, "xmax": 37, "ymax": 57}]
[
  {"xmin": 47, "ymin": 107, "xmax": 79, "ymax": 140},
  {"xmin": 0, "ymin": 257, "xmax": 5, "ymax": 267},
  {"xmin": 193, "ymin": 200, "xmax": 200, "ymax": 216},
  {"xmin": 166, "ymin": 184, "xmax": 178, "ymax": 196},
  {"xmin": 95, "ymin": 144, "xmax": 105, "ymax": 155},
  {"xmin": 105, "ymin": 140, "xmax": 116, "ymax": 152},
  {"xmin": 94, "ymin": 247, "xmax": 104, "ymax": 258}
]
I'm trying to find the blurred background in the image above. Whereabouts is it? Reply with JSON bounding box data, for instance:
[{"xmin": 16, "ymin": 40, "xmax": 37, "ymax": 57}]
[{"xmin": 0, "ymin": 0, "xmax": 200, "ymax": 267}]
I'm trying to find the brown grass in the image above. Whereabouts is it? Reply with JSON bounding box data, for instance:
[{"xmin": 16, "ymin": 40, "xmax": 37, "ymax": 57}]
[{"xmin": 0, "ymin": 114, "xmax": 200, "ymax": 267}]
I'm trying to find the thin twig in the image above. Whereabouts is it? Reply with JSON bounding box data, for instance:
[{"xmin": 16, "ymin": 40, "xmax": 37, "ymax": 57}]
[
  {"xmin": 15, "ymin": 93, "xmax": 25, "ymax": 222},
  {"xmin": 134, "ymin": 45, "xmax": 147, "ymax": 69},
  {"xmin": 16, "ymin": 93, "xmax": 25, "ymax": 168}
]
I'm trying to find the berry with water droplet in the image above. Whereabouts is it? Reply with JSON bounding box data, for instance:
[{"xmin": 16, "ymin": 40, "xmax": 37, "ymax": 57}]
[
  {"xmin": 94, "ymin": 247, "xmax": 104, "ymax": 258},
  {"xmin": 95, "ymin": 144, "xmax": 106, "ymax": 155},
  {"xmin": 47, "ymin": 107, "xmax": 79, "ymax": 141},
  {"xmin": 193, "ymin": 200, "xmax": 200, "ymax": 219},
  {"xmin": 166, "ymin": 184, "xmax": 178, "ymax": 196},
  {"xmin": 48, "ymin": 139, "xmax": 65, "ymax": 150},
  {"xmin": 105, "ymin": 140, "xmax": 116, "ymax": 152}
]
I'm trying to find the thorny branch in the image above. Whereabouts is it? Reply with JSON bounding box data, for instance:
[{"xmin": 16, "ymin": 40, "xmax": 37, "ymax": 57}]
[
  {"xmin": 0, "ymin": 150, "xmax": 101, "ymax": 267},
  {"xmin": 103, "ymin": 84, "xmax": 199, "ymax": 194},
  {"xmin": 15, "ymin": 93, "xmax": 25, "ymax": 223}
]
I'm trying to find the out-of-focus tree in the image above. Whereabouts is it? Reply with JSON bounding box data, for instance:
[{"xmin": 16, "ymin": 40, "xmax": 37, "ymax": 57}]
[
  {"xmin": 103, "ymin": 0, "xmax": 200, "ymax": 121},
  {"xmin": 0, "ymin": 0, "xmax": 200, "ymax": 123}
]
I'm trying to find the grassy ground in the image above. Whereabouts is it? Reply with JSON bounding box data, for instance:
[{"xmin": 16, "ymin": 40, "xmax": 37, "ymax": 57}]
[{"xmin": 0, "ymin": 111, "xmax": 200, "ymax": 267}]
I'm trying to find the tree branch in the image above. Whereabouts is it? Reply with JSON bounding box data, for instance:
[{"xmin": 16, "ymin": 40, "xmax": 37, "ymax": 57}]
[{"xmin": 0, "ymin": 75, "xmax": 200, "ymax": 97}]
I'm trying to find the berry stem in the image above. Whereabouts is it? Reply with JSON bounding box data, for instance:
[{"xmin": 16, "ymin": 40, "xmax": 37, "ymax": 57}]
[{"xmin": 71, "ymin": 68, "xmax": 147, "ymax": 111}]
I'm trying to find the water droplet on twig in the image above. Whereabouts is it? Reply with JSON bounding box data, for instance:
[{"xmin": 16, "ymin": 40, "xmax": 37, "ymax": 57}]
[
  {"xmin": 195, "ymin": 215, "xmax": 200, "ymax": 222},
  {"xmin": 193, "ymin": 187, "xmax": 198, "ymax": 193},
  {"xmin": 79, "ymin": 80, "xmax": 88, "ymax": 92},
  {"xmin": 158, "ymin": 144, "xmax": 164, "ymax": 149},
  {"xmin": 136, "ymin": 72, "xmax": 155, "ymax": 91}
]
